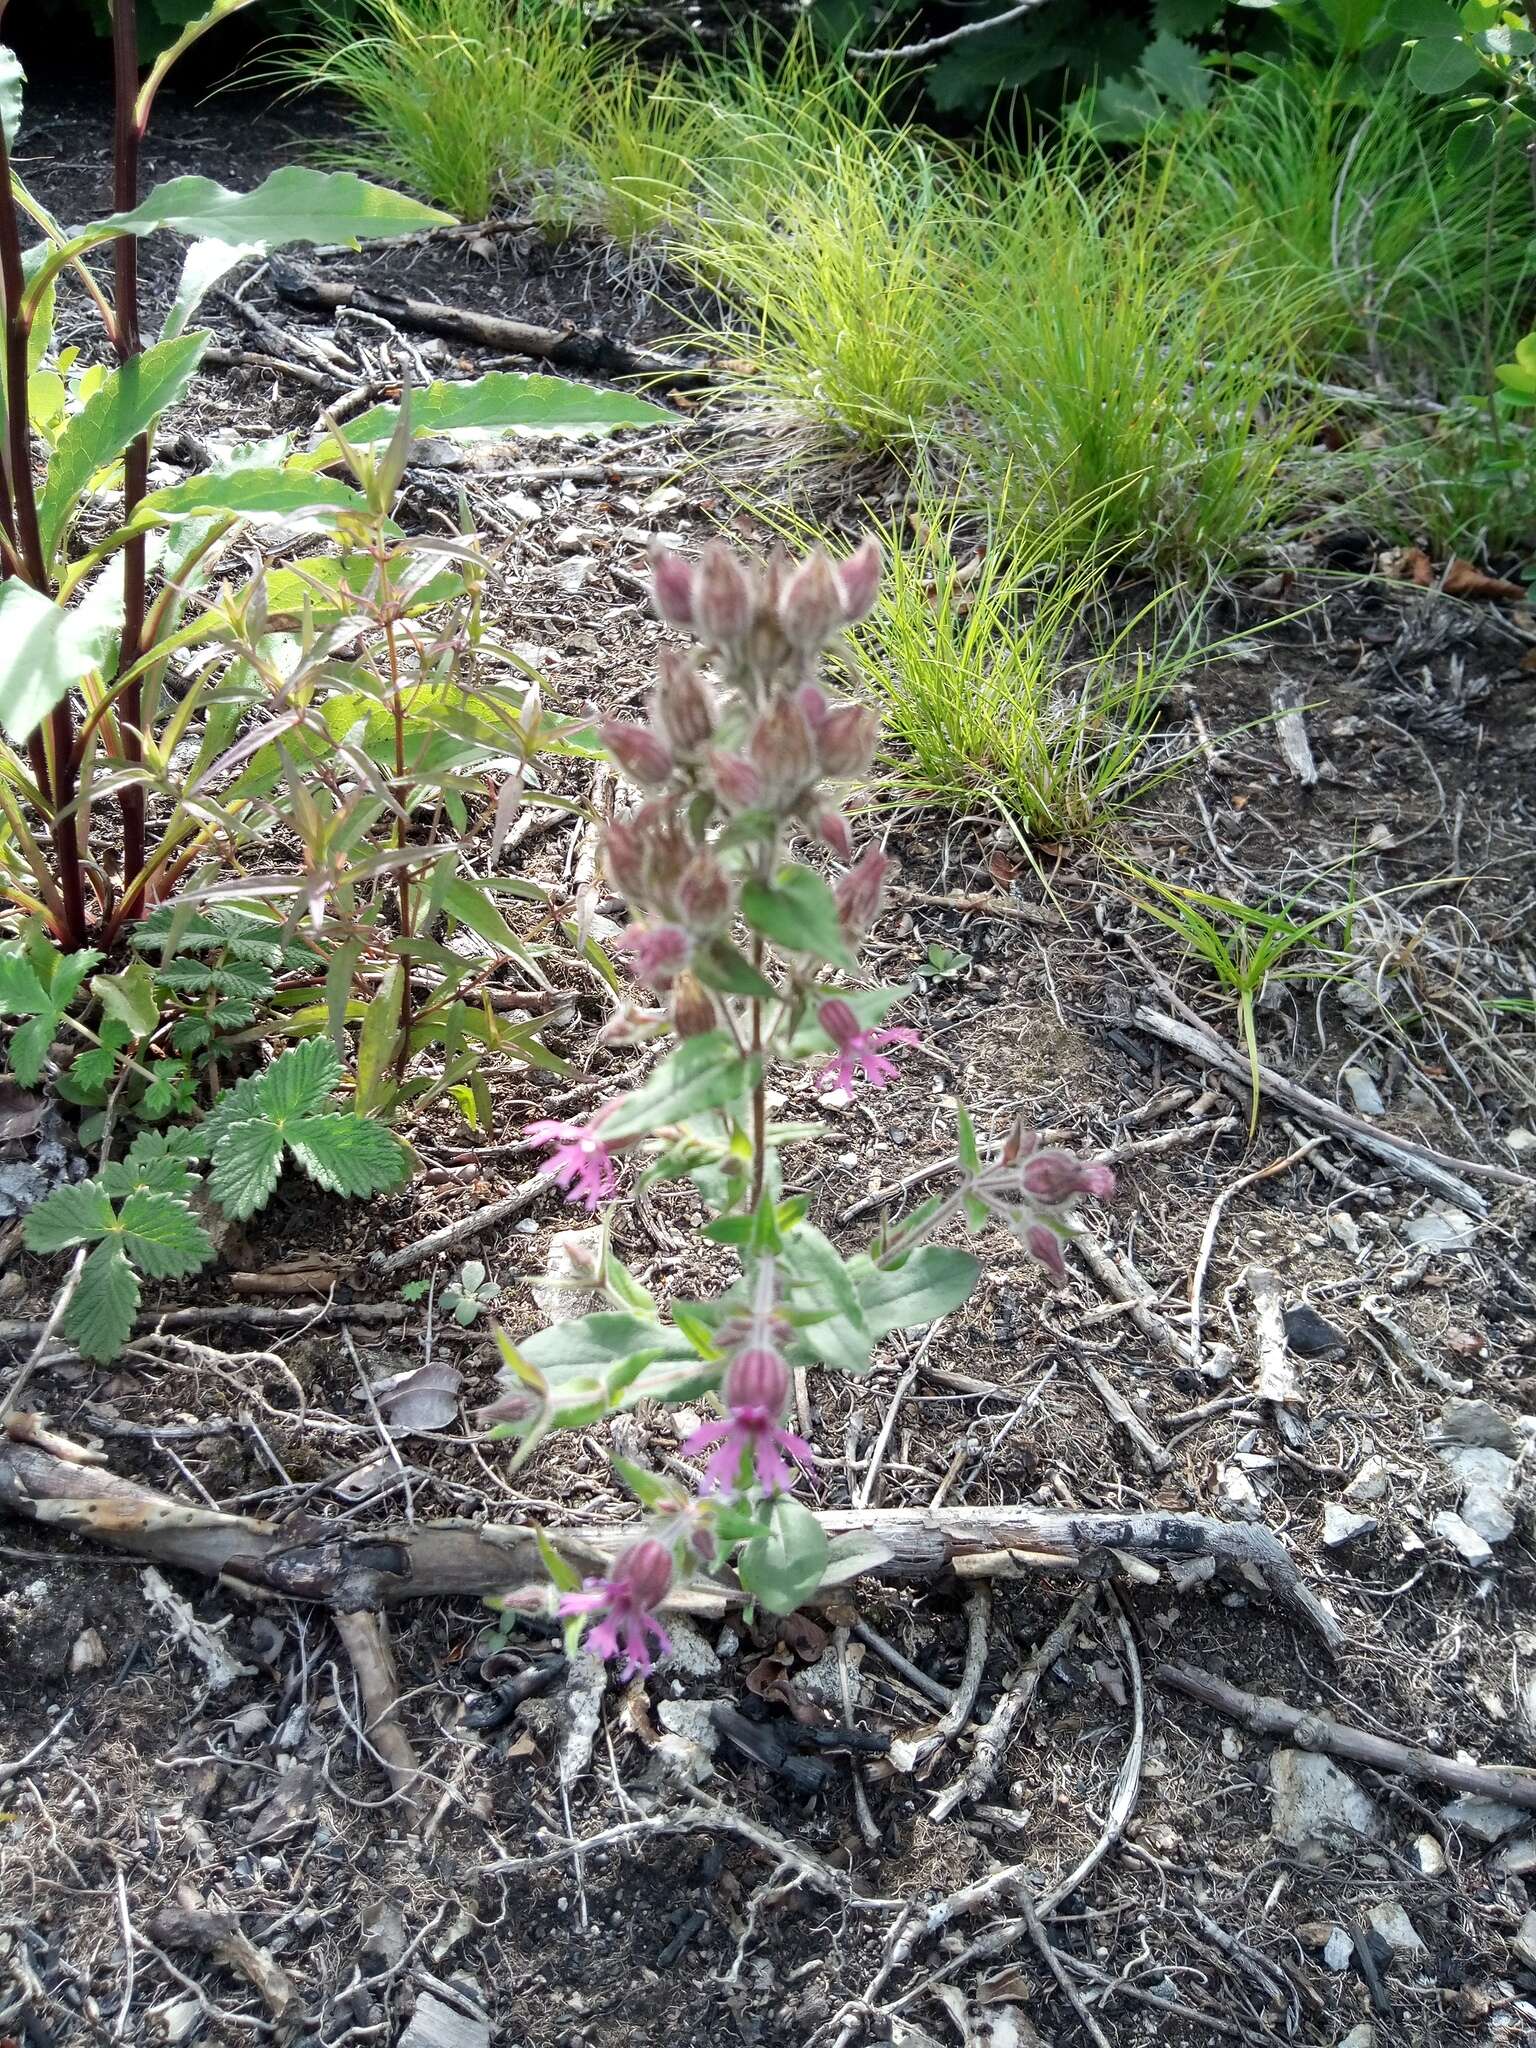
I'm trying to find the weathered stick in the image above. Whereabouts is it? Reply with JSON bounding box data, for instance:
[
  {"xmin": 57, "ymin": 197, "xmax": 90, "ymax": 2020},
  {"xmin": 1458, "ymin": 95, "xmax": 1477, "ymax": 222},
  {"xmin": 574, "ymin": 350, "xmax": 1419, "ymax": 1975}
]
[
  {"xmin": 1134, "ymin": 1004, "xmax": 1536, "ymax": 1209},
  {"xmin": 0, "ymin": 1435, "xmax": 1343, "ymax": 1648},
  {"xmin": 269, "ymin": 257, "xmax": 708, "ymax": 388},
  {"xmin": 333, "ymin": 1608, "xmax": 425, "ymax": 1815},
  {"xmin": 1158, "ymin": 1660, "xmax": 1536, "ymax": 1810}
]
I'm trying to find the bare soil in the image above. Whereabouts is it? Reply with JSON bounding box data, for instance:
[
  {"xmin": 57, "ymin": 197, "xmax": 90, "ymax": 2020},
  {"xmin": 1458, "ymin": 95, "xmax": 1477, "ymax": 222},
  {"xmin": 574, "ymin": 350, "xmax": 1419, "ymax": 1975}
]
[{"xmin": 2, "ymin": 77, "xmax": 1535, "ymax": 2048}]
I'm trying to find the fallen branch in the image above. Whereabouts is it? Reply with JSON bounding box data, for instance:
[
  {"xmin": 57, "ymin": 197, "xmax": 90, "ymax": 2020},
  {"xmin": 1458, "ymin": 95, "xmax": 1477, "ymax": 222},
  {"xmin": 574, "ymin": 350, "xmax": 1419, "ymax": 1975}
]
[
  {"xmin": 0, "ymin": 1433, "xmax": 1343, "ymax": 1648},
  {"xmin": 0, "ymin": 1299, "xmax": 410, "ymax": 1346},
  {"xmin": 1134, "ymin": 1004, "xmax": 1536, "ymax": 1210},
  {"xmin": 269, "ymin": 258, "xmax": 709, "ymax": 388},
  {"xmin": 849, "ymin": 0, "xmax": 1052, "ymax": 64},
  {"xmin": 373, "ymin": 1172, "xmax": 550, "ymax": 1275},
  {"xmin": 333, "ymin": 1607, "xmax": 426, "ymax": 1816},
  {"xmin": 145, "ymin": 1907, "xmax": 299, "ymax": 2024},
  {"xmin": 1158, "ymin": 1660, "xmax": 1536, "ymax": 1811}
]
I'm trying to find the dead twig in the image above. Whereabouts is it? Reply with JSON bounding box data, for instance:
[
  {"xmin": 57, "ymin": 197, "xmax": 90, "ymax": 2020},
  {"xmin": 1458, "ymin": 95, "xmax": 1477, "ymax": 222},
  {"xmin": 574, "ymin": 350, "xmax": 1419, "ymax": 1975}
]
[
  {"xmin": 849, "ymin": 0, "xmax": 1053, "ymax": 64},
  {"xmin": 889, "ymin": 1585, "xmax": 990, "ymax": 1776},
  {"xmin": 332, "ymin": 1607, "xmax": 425, "ymax": 1818},
  {"xmin": 1157, "ymin": 1660, "xmax": 1536, "ymax": 1811},
  {"xmin": 1188, "ymin": 1137, "xmax": 1326, "ymax": 1371},
  {"xmin": 372, "ymin": 1173, "xmax": 548, "ymax": 1275}
]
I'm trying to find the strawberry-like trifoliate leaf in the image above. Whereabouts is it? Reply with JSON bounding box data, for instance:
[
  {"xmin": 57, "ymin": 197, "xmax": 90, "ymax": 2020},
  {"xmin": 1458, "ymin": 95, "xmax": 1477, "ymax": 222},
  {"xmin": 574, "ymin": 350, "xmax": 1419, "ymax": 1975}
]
[
  {"xmin": 202, "ymin": 1039, "xmax": 408, "ymax": 1219},
  {"xmin": 22, "ymin": 1181, "xmax": 117, "ymax": 1252},
  {"xmin": 72, "ymin": 1240, "xmax": 140, "ymax": 1363},
  {"xmin": 0, "ymin": 946, "xmax": 50, "ymax": 1017},
  {"xmin": 115, "ymin": 1190, "xmax": 214, "ymax": 1277}
]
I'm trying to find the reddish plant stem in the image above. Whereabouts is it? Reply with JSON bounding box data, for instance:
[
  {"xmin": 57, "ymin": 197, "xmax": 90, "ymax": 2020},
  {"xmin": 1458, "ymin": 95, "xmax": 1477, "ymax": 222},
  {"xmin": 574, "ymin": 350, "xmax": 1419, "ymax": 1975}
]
[
  {"xmin": 0, "ymin": 113, "xmax": 85, "ymax": 947},
  {"xmin": 386, "ymin": 606, "xmax": 414, "ymax": 1080},
  {"xmin": 112, "ymin": 0, "xmax": 149, "ymax": 895}
]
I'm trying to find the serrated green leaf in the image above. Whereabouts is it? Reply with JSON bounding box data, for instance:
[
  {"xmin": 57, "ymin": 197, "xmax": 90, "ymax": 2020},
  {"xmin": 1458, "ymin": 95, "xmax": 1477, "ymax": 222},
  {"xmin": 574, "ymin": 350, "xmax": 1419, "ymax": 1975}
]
[
  {"xmin": 23, "ymin": 1180, "xmax": 115, "ymax": 1252},
  {"xmin": 68, "ymin": 1239, "xmax": 140, "ymax": 1363},
  {"xmin": 286, "ymin": 1112, "xmax": 408, "ymax": 1199},
  {"xmin": 0, "ymin": 946, "xmax": 50, "ymax": 1017},
  {"xmin": 741, "ymin": 868, "xmax": 858, "ymax": 973},
  {"xmin": 59, "ymin": 1044, "xmax": 116, "ymax": 1102},
  {"xmin": 116, "ymin": 1189, "xmax": 215, "ymax": 1277},
  {"xmin": 38, "ymin": 332, "xmax": 210, "ymax": 566},
  {"xmin": 208, "ymin": 1117, "xmax": 286, "ymax": 1219},
  {"xmin": 257, "ymin": 1036, "xmax": 341, "ymax": 1121},
  {"xmin": 599, "ymin": 1031, "xmax": 756, "ymax": 1142},
  {"xmin": 7, "ymin": 1014, "xmax": 56, "ymax": 1089}
]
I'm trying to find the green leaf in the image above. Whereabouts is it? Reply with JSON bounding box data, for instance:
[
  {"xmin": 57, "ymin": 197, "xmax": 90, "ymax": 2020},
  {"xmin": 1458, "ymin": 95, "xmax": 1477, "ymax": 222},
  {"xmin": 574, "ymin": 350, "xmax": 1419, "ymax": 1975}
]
[
  {"xmin": 781, "ymin": 1222, "xmax": 874, "ymax": 1375},
  {"xmin": 599, "ymin": 1032, "xmax": 756, "ymax": 1141},
  {"xmin": 851, "ymin": 1246, "xmax": 981, "ymax": 1338},
  {"xmin": 68, "ymin": 1239, "xmax": 140, "ymax": 1363},
  {"xmin": 130, "ymin": 463, "xmax": 372, "ymax": 534},
  {"xmin": 257, "ymin": 1035, "xmax": 341, "ymax": 1120},
  {"xmin": 0, "ymin": 579, "xmax": 119, "ymax": 745},
  {"xmin": 38, "ymin": 331, "xmax": 210, "ymax": 566},
  {"xmin": 1406, "ymin": 31, "xmax": 1482, "ymax": 88},
  {"xmin": 207, "ymin": 1118, "xmax": 286, "ymax": 1219},
  {"xmin": 536, "ymin": 1527, "xmax": 584, "ymax": 1594},
  {"xmin": 286, "ymin": 1113, "xmax": 409, "ymax": 1199},
  {"xmin": 439, "ymin": 876, "xmax": 529, "ymax": 960},
  {"xmin": 116, "ymin": 1190, "xmax": 215, "ymax": 1277},
  {"xmin": 692, "ymin": 938, "xmax": 778, "ymax": 1001},
  {"xmin": 81, "ymin": 167, "xmax": 451, "ymax": 256},
  {"xmin": 741, "ymin": 868, "xmax": 858, "ymax": 973},
  {"xmin": 320, "ymin": 371, "xmax": 669, "ymax": 454},
  {"xmin": 8, "ymin": 1014, "xmax": 57, "ymax": 1089},
  {"xmin": 738, "ymin": 1498, "xmax": 829, "ymax": 1616},
  {"xmin": 518, "ymin": 1311, "xmax": 698, "ymax": 1373},
  {"xmin": 23, "ymin": 1181, "xmax": 115, "ymax": 1253},
  {"xmin": 160, "ymin": 236, "xmax": 261, "ymax": 343},
  {"xmin": 92, "ymin": 960, "xmax": 160, "ymax": 1038},
  {"xmin": 0, "ymin": 945, "xmax": 50, "ymax": 1017},
  {"xmin": 0, "ymin": 46, "xmax": 22, "ymax": 153},
  {"xmin": 1137, "ymin": 32, "xmax": 1213, "ymax": 111}
]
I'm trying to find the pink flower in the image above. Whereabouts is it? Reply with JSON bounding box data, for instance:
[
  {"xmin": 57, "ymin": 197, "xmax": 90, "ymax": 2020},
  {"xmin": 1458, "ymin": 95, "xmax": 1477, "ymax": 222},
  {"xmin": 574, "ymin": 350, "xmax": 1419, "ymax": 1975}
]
[
  {"xmin": 525, "ymin": 1116, "xmax": 618, "ymax": 1211},
  {"xmin": 817, "ymin": 998, "xmax": 920, "ymax": 1095},
  {"xmin": 683, "ymin": 1347, "xmax": 815, "ymax": 1496},
  {"xmin": 616, "ymin": 921, "xmax": 693, "ymax": 989},
  {"xmin": 559, "ymin": 1537, "xmax": 675, "ymax": 1679}
]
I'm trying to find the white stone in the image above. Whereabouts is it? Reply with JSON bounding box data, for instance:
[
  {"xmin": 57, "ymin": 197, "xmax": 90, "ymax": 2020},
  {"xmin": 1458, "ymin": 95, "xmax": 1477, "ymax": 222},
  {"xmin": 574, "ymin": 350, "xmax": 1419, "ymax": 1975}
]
[
  {"xmin": 1269, "ymin": 1749, "xmax": 1380, "ymax": 1852},
  {"xmin": 1339, "ymin": 2029, "xmax": 1375, "ymax": 2048},
  {"xmin": 1440, "ymin": 1795, "xmax": 1530, "ymax": 1843},
  {"xmin": 1433, "ymin": 1509, "xmax": 1494, "ymax": 1567},
  {"xmin": 657, "ymin": 1617, "xmax": 721, "ymax": 1679},
  {"xmin": 1439, "ymin": 1399, "xmax": 1521, "ymax": 1455},
  {"xmin": 1513, "ymin": 1912, "xmax": 1536, "ymax": 1971},
  {"xmin": 1496, "ymin": 1838, "xmax": 1536, "ymax": 1876},
  {"xmin": 1367, "ymin": 1901, "xmax": 1425, "ymax": 1956},
  {"xmin": 1322, "ymin": 1504, "xmax": 1377, "ymax": 1548},
  {"xmin": 1323, "ymin": 1927, "xmax": 1354, "ymax": 1971},
  {"xmin": 1414, "ymin": 1832, "xmax": 1447, "ymax": 1876},
  {"xmin": 1438, "ymin": 1445, "xmax": 1518, "ymax": 1545},
  {"xmin": 1345, "ymin": 1455, "xmax": 1390, "ymax": 1504},
  {"xmin": 1219, "ymin": 1465, "xmax": 1262, "ymax": 1521}
]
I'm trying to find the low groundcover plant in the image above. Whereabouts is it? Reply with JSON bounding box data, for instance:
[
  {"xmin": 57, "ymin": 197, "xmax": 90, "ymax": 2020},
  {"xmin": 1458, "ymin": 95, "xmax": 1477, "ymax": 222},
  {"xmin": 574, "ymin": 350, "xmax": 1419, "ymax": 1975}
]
[{"xmin": 484, "ymin": 535, "xmax": 1116, "ymax": 1662}]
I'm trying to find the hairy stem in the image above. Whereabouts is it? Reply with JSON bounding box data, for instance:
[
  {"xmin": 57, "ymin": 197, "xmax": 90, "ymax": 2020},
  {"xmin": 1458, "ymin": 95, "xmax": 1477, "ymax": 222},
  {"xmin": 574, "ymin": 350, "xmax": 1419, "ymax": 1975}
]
[{"xmin": 112, "ymin": 0, "xmax": 149, "ymax": 893}]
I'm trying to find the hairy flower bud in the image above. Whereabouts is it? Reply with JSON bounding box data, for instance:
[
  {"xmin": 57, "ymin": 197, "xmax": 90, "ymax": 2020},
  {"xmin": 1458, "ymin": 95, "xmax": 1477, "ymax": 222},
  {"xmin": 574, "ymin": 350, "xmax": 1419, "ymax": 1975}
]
[
  {"xmin": 1020, "ymin": 1150, "xmax": 1117, "ymax": 1205},
  {"xmin": 797, "ymin": 682, "xmax": 830, "ymax": 732},
  {"xmin": 696, "ymin": 542, "xmax": 754, "ymax": 645},
  {"xmin": 707, "ymin": 749, "xmax": 764, "ymax": 813},
  {"xmin": 748, "ymin": 697, "xmax": 817, "ymax": 800},
  {"xmin": 835, "ymin": 536, "xmax": 882, "ymax": 625},
  {"xmin": 815, "ymin": 701, "xmax": 878, "ymax": 779},
  {"xmin": 650, "ymin": 545, "xmax": 696, "ymax": 629},
  {"xmin": 671, "ymin": 971, "xmax": 718, "ymax": 1039},
  {"xmin": 723, "ymin": 1345, "xmax": 790, "ymax": 1419},
  {"xmin": 641, "ymin": 814, "xmax": 693, "ymax": 911},
  {"xmin": 677, "ymin": 851, "xmax": 732, "ymax": 932},
  {"xmin": 653, "ymin": 649, "xmax": 715, "ymax": 754},
  {"xmin": 778, "ymin": 550, "xmax": 843, "ymax": 651},
  {"xmin": 836, "ymin": 846, "xmax": 892, "ymax": 936},
  {"xmin": 819, "ymin": 997, "xmax": 860, "ymax": 1048},
  {"xmin": 1026, "ymin": 1222, "xmax": 1069, "ymax": 1285},
  {"xmin": 808, "ymin": 804, "xmax": 853, "ymax": 861},
  {"xmin": 604, "ymin": 816, "xmax": 649, "ymax": 900},
  {"xmin": 600, "ymin": 717, "xmax": 674, "ymax": 793},
  {"xmin": 616, "ymin": 922, "xmax": 692, "ymax": 989}
]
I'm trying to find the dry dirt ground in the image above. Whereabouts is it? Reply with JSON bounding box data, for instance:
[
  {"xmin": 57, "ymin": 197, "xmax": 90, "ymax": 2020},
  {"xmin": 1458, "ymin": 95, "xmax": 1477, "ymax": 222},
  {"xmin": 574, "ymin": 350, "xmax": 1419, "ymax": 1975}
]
[{"xmin": 2, "ymin": 78, "xmax": 1536, "ymax": 2048}]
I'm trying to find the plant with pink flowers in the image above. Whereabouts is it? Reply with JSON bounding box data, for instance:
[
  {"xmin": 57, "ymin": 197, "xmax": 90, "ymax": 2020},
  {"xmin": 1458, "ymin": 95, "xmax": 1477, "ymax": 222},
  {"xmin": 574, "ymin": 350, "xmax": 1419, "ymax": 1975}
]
[{"xmin": 485, "ymin": 535, "xmax": 1116, "ymax": 1651}]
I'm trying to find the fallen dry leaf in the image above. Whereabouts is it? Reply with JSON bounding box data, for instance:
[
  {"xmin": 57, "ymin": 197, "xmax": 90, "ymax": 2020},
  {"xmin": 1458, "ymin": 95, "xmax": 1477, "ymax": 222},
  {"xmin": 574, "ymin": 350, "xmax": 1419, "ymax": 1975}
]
[
  {"xmin": 366, "ymin": 1360, "xmax": 463, "ymax": 1433},
  {"xmin": 1398, "ymin": 546, "xmax": 1524, "ymax": 602}
]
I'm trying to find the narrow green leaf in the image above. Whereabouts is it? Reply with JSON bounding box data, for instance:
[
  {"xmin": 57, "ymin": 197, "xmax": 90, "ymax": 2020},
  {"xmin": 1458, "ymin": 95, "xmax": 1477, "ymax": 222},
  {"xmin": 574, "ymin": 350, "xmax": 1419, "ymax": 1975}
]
[
  {"xmin": 39, "ymin": 331, "xmax": 210, "ymax": 566},
  {"xmin": 130, "ymin": 463, "xmax": 372, "ymax": 534},
  {"xmin": 23, "ymin": 1181, "xmax": 115, "ymax": 1253},
  {"xmin": 68, "ymin": 1240, "xmax": 140, "ymax": 1363},
  {"xmin": 84, "ymin": 167, "xmax": 452, "ymax": 254},
  {"xmin": 0, "ymin": 47, "xmax": 23, "ymax": 154},
  {"xmin": 693, "ymin": 938, "xmax": 778, "ymax": 1001},
  {"xmin": 536, "ymin": 1527, "xmax": 584, "ymax": 1594},
  {"xmin": 852, "ymin": 1246, "xmax": 981, "ymax": 1337},
  {"xmin": 354, "ymin": 963, "xmax": 402, "ymax": 1117},
  {"xmin": 320, "ymin": 371, "xmax": 669, "ymax": 454}
]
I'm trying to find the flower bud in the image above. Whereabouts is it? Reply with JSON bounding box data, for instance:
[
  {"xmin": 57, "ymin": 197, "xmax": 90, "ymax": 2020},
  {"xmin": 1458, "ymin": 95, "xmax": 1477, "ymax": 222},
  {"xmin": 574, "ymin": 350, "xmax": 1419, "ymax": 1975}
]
[
  {"xmin": 600, "ymin": 717, "xmax": 674, "ymax": 792},
  {"xmin": 748, "ymin": 697, "xmax": 817, "ymax": 800},
  {"xmin": 836, "ymin": 846, "xmax": 892, "ymax": 935},
  {"xmin": 615, "ymin": 1537, "xmax": 674, "ymax": 1612},
  {"xmin": 778, "ymin": 550, "xmax": 843, "ymax": 650},
  {"xmin": 819, "ymin": 997, "xmax": 860, "ymax": 1049},
  {"xmin": 677, "ymin": 850, "xmax": 732, "ymax": 932},
  {"xmin": 696, "ymin": 542, "xmax": 754, "ymax": 645},
  {"xmin": 597, "ymin": 1001, "xmax": 668, "ymax": 1045},
  {"xmin": 797, "ymin": 682, "xmax": 830, "ymax": 732},
  {"xmin": 1020, "ymin": 1150, "xmax": 1117, "ymax": 1205},
  {"xmin": 616, "ymin": 921, "xmax": 692, "ymax": 989},
  {"xmin": 671, "ymin": 971, "xmax": 718, "ymax": 1039},
  {"xmin": 707, "ymin": 749, "xmax": 764, "ymax": 812},
  {"xmin": 604, "ymin": 816, "xmax": 649, "ymax": 899},
  {"xmin": 653, "ymin": 649, "xmax": 715, "ymax": 754},
  {"xmin": 723, "ymin": 1345, "xmax": 790, "ymax": 1419},
  {"xmin": 1026, "ymin": 1222, "xmax": 1069, "ymax": 1285},
  {"xmin": 641, "ymin": 815, "xmax": 693, "ymax": 910},
  {"xmin": 835, "ymin": 536, "xmax": 882, "ymax": 624},
  {"xmin": 808, "ymin": 804, "xmax": 853, "ymax": 861},
  {"xmin": 650, "ymin": 545, "xmax": 696, "ymax": 628},
  {"xmin": 815, "ymin": 701, "xmax": 878, "ymax": 779}
]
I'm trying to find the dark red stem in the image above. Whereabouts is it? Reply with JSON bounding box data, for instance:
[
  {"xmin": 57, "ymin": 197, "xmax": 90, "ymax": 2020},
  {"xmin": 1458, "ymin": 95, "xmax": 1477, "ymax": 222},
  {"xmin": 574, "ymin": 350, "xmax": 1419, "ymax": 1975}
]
[{"xmin": 113, "ymin": 0, "xmax": 148, "ymax": 897}]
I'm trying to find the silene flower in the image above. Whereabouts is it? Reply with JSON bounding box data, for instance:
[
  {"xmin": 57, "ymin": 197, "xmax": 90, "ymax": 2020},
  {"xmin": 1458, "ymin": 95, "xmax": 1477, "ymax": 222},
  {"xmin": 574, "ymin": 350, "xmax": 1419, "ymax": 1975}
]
[
  {"xmin": 817, "ymin": 998, "xmax": 920, "ymax": 1096},
  {"xmin": 615, "ymin": 921, "xmax": 693, "ymax": 990},
  {"xmin": 524, "ymin": 1114, "xmax": 619, "ymax": 1211},
  {"xmin": 558, "ymin": 1537, "xmax": 674, "ymax": 1679},
  {"xmin": 683, "ymin": 1346, "xmax": 814, "ymax": 1496}
]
